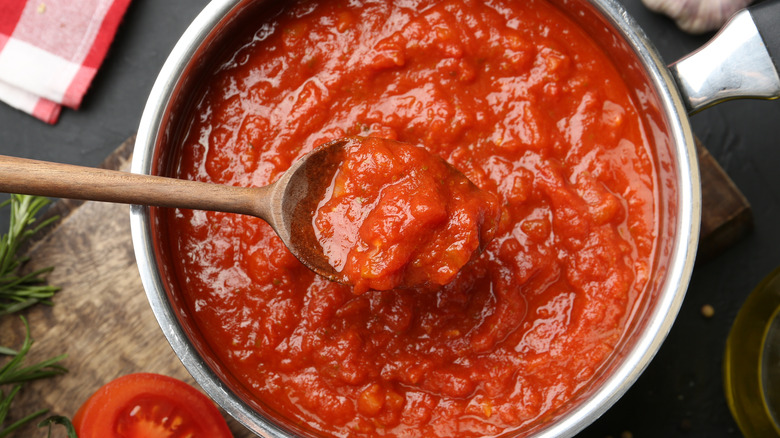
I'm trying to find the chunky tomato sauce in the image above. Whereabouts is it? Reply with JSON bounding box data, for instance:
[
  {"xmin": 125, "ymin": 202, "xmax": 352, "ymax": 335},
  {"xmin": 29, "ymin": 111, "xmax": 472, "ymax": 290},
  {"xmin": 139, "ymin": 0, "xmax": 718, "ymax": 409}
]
[
  {"xmin": 314, "ymin": 136, "xmax": 500, "ymax": 294},
  {"xmin": 168, "ymin": 0, "xmax": 657, "ymax": 436}
]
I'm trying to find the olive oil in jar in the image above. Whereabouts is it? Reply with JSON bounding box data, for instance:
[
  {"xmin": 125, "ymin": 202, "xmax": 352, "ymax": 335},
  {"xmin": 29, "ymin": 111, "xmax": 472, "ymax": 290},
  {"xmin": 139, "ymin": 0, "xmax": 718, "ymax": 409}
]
[{"xmin": 724, "ymin": 266, "xmax": 780, "ymax": 437}]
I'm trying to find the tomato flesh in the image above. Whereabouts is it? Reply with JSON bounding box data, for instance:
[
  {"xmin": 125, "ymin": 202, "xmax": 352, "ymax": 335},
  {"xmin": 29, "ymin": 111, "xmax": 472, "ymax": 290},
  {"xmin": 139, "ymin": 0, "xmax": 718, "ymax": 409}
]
[
  {"xmin": 73, "ymin": 373, "xmax": 232, "ymax": 438},
  {"xmin": 314, "ymin": 137, "xmax": 501, "ymax": 293}
]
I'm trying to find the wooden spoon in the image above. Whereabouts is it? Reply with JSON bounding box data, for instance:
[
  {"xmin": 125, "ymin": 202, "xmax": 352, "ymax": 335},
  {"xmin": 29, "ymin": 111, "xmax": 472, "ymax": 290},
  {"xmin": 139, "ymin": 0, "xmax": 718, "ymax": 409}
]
[{"xmin": 0, "ymin": 138, "xmax": 349, "ymax": 281}]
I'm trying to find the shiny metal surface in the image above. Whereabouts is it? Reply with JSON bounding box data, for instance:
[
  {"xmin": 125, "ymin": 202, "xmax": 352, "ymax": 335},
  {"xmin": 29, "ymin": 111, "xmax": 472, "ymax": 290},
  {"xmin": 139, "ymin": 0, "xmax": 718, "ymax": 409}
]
[
  {"xmin": 671, "ymin": 10, "xmax": 780, "ymax": 114},
  {"xmin": 534, "ymin": 1, "xmax": 700, "ymax": 436},
  {"xmin": 131, "ymin": 1, "xmax": 290, "ymax": 436},
  {"xmin": 130, "ymin": 0, "xmax": 704, "ymax": 437}
]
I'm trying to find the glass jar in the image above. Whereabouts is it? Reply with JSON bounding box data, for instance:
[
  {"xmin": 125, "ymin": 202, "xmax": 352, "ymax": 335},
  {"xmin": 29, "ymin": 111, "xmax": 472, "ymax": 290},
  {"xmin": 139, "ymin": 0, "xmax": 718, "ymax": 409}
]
[{"xmin": 725, "ymin": 266, "xmax": 780, "ymax": 437}]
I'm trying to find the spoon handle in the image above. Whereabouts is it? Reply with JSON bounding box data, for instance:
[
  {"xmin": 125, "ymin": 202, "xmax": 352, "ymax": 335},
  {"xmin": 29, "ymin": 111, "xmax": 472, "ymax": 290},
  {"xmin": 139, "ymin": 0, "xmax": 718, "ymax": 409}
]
[{"xmin": 0, "ymin": 154, "xmax": 268, "ymax": 218}]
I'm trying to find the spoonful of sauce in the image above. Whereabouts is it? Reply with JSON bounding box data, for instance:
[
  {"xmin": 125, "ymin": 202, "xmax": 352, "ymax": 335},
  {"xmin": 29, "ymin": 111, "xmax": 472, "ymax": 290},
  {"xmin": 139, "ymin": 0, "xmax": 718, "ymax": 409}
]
[
  {"xmin": 0, "ymin": 137, "xmax": 500, "ymax": 291},
  {"xmin": 313, "ymin": 137, "xmax": 500, "ymax": 294}
]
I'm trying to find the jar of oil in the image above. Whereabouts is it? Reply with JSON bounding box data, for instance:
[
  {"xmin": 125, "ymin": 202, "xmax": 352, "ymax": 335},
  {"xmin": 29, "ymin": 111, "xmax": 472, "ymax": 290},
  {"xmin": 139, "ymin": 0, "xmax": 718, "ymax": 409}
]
[{"xmin": 724, "ymin": 266, "xmax": 780, "ymax": 437}]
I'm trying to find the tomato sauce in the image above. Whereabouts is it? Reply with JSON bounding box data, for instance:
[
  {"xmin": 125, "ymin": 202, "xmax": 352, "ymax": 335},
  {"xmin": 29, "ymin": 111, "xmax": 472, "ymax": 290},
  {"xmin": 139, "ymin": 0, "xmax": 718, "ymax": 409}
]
[
  {"xmin": 167, "ymin": 0, "xmax": 657, "ymax": 436},
  {"xmin": 314, "ymin": 136, "xmax": 501, "ymax": 294}
]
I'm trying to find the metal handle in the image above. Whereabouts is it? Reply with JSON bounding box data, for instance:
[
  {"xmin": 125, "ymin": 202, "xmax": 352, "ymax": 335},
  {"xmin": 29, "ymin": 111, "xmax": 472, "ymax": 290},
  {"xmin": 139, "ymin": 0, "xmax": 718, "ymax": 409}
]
[{"xmin": 670, "ymin": 1, "xmax": 780, "ymax": 114}]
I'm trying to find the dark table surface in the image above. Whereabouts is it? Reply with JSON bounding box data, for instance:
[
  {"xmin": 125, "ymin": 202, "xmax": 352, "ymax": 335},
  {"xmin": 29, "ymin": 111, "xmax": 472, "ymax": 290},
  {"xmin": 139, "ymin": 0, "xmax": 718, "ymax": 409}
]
[{"xmin": 1, "ymin": 1, "xmax": 778, "ymax": 437}]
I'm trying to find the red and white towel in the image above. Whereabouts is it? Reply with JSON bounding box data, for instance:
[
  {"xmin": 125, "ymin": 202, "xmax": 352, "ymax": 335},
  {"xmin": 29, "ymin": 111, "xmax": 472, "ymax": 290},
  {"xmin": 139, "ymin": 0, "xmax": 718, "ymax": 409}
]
[{"xmin": 0, "ymin": 0, "xmax": 131, "ymax": 124}]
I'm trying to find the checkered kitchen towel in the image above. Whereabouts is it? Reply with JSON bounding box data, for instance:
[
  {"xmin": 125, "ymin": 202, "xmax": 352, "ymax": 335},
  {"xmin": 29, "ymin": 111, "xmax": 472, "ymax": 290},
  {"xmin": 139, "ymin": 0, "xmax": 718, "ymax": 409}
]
[{"xmin": 0, "ymin": 0, "xmax": 131, "ymax": 124}]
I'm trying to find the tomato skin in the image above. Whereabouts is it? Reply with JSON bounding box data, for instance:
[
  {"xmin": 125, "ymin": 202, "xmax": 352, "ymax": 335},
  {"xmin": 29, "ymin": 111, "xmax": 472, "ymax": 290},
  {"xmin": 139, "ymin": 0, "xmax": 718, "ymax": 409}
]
[{"xmin": 73, "ymin": 373, "xmax": 233, "ymax": 438}]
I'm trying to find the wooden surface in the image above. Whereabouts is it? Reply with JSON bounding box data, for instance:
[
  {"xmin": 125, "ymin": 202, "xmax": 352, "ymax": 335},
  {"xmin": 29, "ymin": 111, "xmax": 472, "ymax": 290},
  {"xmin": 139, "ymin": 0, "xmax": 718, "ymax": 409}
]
[
  {"xmin": 696, "ymin": 138, "xmax": 753, "ymax": 262},
  {"xmin": 0, "ymin": 136, "xmax": 751, "ymax": 437},
  {"xmin": 0, "ymin": 137, "xmax": 254, "ymax": 438}
]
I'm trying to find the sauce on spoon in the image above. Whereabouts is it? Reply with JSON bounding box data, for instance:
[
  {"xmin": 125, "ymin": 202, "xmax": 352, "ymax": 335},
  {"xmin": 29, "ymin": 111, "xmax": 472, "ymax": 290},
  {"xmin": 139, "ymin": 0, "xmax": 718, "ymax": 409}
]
[{"xmin": 314, "ymin": 137, "xmax": 500, "ymax": 294}]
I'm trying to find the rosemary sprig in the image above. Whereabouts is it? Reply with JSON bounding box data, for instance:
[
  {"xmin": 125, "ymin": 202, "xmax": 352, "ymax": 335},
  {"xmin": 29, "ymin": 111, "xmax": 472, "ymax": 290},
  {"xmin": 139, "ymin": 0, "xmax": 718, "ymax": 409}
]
[
  {"xmin": 0, "ymin": 194, "xmax": 70, "ymax": 436},
  {"xmin": 0, "ymin": 316, "xmax": 68, "ymax": 437},
  {"xmin": 0, "ymin": 195, "xmax": 59, "ymax": 315},
  {"xmin": 38, "ymin": 415, "xmax": 77, "ymax": 438}
]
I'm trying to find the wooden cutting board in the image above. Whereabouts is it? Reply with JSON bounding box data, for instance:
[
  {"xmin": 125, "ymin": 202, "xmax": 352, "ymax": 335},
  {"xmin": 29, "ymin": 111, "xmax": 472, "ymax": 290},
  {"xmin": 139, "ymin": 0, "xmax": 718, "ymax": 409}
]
[
  {"xmin": 0, "ymin": 137, "xmax": 254, "ymax": 438},
  {"xmin": 0, "ymin": 135, "xmax": 751, "ymax": 437}
]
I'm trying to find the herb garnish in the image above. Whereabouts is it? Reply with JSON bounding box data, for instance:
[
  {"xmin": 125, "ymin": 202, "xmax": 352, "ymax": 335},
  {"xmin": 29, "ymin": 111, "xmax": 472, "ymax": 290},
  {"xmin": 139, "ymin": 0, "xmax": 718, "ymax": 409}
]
[
  {"xmin": 0, "ymin": 317, "xmax": 68, "ymax": 437},
  {"xmin": 0, "ymin": 195, "xmax": 60, "ymax": 315},
  {"xmin": 38, "ymin": 415, "xmax": 77, "ymax": 438},
  {"xmin": 0, "ymin": 194, "xmax": 74, "ymax": 437}
]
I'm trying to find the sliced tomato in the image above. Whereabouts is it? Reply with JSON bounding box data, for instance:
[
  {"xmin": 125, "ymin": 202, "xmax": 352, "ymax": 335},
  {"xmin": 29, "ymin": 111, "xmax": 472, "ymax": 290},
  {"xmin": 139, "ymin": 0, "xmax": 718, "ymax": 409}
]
[{"xmin": 73, "ymin": 372, "xmax": 233, "ymax": 438}]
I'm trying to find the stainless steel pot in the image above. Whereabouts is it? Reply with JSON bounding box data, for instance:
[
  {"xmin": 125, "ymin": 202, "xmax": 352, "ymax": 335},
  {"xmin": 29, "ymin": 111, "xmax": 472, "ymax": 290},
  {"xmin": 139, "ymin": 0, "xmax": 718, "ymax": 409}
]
[{"xmin": 130, "ymin": 0, "xmax": 780, "ymax": 436}]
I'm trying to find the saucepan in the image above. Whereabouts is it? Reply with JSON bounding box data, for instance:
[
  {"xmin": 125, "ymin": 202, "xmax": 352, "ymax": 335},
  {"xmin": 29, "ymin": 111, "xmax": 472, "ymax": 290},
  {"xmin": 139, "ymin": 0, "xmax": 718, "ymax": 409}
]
[{"xmin": 129, "ymin": 0, "xmax": 780, "ymax": 436}]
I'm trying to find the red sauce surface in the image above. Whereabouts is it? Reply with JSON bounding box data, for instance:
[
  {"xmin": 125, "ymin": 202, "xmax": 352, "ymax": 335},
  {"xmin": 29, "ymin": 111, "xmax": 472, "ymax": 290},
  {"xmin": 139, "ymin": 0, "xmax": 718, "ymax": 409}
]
[
  {"xmin": 315, "ymin": 136, "xmax": 500, "ymax": 294},
  {"xmin": 168, "ymin": 0, "xmax": 657, "ymax": 436}
]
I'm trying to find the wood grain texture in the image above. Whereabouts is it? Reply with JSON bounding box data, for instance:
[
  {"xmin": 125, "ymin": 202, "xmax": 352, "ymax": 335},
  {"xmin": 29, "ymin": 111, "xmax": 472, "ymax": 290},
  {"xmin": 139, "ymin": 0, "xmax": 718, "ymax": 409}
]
[
  {"xmin": 0, "ymin": 154, "xmax": 265, "ymax": 219},
  {"xmin": 696, "ymin": 138, "xmax": 754, "ymax": 262},
  {"xmin": 0, "ymin": 137, "xmax": 254, "ymax": 438}
]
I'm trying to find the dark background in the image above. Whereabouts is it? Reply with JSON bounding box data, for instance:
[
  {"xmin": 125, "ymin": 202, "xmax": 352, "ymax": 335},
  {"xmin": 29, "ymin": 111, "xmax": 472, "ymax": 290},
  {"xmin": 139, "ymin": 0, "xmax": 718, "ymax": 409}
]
[{"xmin": 1, "ymin": 0, "xmax": 778, "ymax": 437}]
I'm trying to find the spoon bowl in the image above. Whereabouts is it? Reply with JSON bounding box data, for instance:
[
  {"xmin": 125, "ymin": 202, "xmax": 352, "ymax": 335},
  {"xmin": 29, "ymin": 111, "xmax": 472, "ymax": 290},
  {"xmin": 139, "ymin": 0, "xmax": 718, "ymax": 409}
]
[{"xmin": 262, "ymin": 138, "xmax": 347, "ymax": 280}]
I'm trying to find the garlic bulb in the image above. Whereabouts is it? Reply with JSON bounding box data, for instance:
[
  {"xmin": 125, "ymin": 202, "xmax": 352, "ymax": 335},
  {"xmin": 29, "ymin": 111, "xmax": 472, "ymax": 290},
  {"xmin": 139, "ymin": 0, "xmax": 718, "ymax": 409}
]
[{"xmin": 641, "ymin": 0, "xmax": 754, "ymax": 34}]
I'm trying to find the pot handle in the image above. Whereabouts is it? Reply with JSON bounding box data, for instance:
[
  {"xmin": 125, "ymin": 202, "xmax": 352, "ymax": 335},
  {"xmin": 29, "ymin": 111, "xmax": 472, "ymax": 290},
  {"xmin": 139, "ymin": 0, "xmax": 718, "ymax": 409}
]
[{"xmin": 670, "ymin": 0, "xmax": 780, "ymax": 114}]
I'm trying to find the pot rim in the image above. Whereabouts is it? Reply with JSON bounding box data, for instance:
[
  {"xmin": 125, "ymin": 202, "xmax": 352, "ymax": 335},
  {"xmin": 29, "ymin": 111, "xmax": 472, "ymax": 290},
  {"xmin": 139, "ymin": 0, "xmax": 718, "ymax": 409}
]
[{"xmin": 129, "ymin": 0, "xmax": 701, "ymax": 436}]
